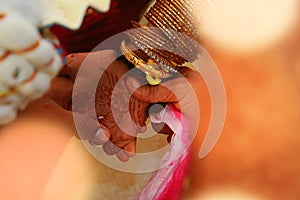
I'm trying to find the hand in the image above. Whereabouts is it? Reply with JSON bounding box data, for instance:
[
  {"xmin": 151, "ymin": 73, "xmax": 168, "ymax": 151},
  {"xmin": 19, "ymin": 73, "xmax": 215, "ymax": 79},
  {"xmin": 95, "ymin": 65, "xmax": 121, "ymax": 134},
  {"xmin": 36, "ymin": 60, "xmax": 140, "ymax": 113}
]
[
  {"xmin": 125, "ymin": 67, "xmax": 203, "ymax": 143},
  {"xmin": 63, "ymin": 50, "xmax": 150, "ymax": 162}
]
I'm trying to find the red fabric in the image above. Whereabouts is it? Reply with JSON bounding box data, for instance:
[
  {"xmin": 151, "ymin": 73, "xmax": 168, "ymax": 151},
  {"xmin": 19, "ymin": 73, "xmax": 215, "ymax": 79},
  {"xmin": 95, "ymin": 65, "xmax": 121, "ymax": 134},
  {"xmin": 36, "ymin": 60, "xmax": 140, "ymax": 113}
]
[
  {"xmin": 158, "ymin": 151, "xmax": 191, "ymax": 200},
  {"xmin": 50, "ymin": 0, "xmax": 149, "ymax": 54}
]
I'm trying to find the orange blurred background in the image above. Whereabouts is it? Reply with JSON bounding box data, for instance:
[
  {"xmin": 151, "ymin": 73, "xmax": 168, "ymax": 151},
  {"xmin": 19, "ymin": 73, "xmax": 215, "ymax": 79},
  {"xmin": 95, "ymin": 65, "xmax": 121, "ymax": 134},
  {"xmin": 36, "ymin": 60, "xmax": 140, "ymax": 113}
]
[
  {"xmin": 185, "ymin": 1, "xmax": 300, "ymax": 199},
  {"xmin": 0, "ymin": 1, "xmax": 300, "ymax": 200}
]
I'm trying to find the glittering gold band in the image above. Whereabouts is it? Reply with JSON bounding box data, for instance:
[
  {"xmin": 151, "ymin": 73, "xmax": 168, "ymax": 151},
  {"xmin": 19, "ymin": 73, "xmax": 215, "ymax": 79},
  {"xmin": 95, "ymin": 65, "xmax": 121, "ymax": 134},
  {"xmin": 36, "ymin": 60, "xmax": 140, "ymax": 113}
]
[
  {"xmin": 121, "ymin": 0, "xmax": 201, "ymax": 83},
  {"xmin": 120, "ymin": 40, "xmax": 170, "ymax": 79}
]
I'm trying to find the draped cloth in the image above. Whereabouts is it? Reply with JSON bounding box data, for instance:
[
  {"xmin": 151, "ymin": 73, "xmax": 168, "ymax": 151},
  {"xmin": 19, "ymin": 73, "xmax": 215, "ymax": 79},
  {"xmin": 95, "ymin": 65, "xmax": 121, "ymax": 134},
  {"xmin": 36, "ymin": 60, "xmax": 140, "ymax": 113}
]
[{"xmin": 136, "ymin": 104, "xmax": 191, "ymax": 200}]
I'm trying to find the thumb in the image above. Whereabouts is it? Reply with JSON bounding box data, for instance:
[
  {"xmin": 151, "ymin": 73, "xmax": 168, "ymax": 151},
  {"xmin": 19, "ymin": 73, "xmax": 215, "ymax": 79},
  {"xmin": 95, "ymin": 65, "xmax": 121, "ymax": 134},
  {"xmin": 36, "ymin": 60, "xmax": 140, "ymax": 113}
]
[
  {"xmin": 72, "ymin": 112, "xmax": 110, "ymax": 144},
  {"xmin": 125, "ymin": 76, "xmax": 185, "ymax": 104},
  {"xmin": 66, "ymin": 50, "xmax": 117, "ymax": 70},
  {"xmin": 65, "ymin": 53, "xmax": 89, "ymax": 69},
  {"xmin": 46, "ymin": 77, "xmax": 73, "ymax": 110}
]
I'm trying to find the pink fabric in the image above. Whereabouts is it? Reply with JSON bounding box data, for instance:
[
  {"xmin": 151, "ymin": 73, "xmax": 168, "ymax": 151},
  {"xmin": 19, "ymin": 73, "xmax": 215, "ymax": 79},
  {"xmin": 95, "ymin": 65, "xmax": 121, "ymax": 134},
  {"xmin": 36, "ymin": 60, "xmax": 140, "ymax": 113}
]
[
  {"xmin": 136, "ymin": 104, "xmax": 191, "ymax": 200},
  {"xmin": 157, "ymin": 152, "xmax": 191, "ymax": 200}
]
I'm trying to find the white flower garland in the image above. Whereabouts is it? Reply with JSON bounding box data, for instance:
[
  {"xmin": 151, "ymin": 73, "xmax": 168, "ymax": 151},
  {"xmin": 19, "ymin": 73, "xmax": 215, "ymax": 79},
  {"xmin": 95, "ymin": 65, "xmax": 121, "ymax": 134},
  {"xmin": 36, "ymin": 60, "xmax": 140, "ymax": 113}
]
[
  {"xmin": 0, "ymin": 8, "xmax": 62, "ymax": 125},
  {"xmin": 0, "ymin": 0, "xmax": 110, "ymax": 125}
]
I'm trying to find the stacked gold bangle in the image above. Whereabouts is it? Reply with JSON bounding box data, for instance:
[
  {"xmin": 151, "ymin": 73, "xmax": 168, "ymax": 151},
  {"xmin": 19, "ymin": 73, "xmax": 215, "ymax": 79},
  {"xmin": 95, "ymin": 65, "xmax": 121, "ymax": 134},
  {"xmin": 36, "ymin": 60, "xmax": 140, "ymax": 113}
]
[
  {"xmin": 120, "ymin": 0, "xmax": 201, "ymax": 85},
  {"xmin": 120, "ymin": 40, "xmax": 170, "ymax": 79}
]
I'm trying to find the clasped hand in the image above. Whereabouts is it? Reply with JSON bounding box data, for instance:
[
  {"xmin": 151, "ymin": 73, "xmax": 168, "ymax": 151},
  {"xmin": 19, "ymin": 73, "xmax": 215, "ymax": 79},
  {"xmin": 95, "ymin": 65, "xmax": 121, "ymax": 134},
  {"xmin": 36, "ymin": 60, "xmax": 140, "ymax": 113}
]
[{"xmin": 51, "ymin": 50, "xmax": 201, "ymax": 162}]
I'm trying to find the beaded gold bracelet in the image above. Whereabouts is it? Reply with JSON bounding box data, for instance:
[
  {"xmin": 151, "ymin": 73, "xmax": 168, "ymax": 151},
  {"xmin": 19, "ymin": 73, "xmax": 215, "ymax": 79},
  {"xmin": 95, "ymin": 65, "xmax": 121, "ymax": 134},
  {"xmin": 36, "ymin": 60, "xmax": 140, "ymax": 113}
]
[
  {"xmin": 127, "ymin": 23, "xmax": 188, "ymax": 64},
  {"xmin": 131, "ymin": 38, "xmax": 179, "ymax": 73},
  {"xmin": 120, "ymin": 40, "xmax": 170, "ymax": 80},
  {"xmin": 121, "ymin": 0, "xmax": 202, "ymax": 85},
  {"xmin": 126, "ymin": 28, "xmax": 185, "ymax": 65}
]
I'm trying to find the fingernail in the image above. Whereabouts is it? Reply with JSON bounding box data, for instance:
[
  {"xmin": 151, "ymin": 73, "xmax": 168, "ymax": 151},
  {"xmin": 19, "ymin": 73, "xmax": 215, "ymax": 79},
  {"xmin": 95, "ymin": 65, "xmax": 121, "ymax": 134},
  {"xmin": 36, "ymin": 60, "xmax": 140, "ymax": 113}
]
[
  {"xmin": 103, "ymin": 143, "xmax": 116, "ymax": 155},
  {"xmin": 117, "ymin": 151, "xmax": 129, "ymax": 162},
  {"xmin": 93, "ymin": 128, "xmax": 108, "ymax": 144},
  {"xmin": 130, "ymin": 78, "xmax": 141, "ymax": 89},
  {"xmin": 126, "ymin": 150, "xmax": 135, "ymax": 157}
]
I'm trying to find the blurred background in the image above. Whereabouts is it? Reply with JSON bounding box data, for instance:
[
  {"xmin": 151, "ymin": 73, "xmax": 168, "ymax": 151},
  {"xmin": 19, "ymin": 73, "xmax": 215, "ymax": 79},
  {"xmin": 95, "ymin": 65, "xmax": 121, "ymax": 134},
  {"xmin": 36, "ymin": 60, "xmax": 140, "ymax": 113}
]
[
  {"xmin": 0, "ymin": 0, "xmax": 300, "ymax": 200},
  {"xmin": 185, "ymin": 0, "xmax": 300, "ymax": 199}
]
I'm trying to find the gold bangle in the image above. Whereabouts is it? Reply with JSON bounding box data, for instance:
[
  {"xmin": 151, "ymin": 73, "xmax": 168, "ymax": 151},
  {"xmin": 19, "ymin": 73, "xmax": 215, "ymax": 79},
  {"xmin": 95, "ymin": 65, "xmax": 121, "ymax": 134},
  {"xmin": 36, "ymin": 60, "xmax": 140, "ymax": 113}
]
[
  {"xmin": 153, "ymin": 4, "xmax": 183, "ymax": 32},
  {"xmin": 126, "ymin": 26, "xmax": 187, "ymax": 64},
  {"xmin": 157, "ymin": 1, "xmax": 192, "ymax": 28},
  {"xmin": 125, "ymin": 0, "xmax": 202, "ymax": 75},
  {"xmin": 156, "ymin": 2, "xmax": 194, "ymax": 37},
  {"xmin": 130, "ymin": 38, "xmax": 179, "ymax": 73},
  {"xmin": 145, "ymin": 12, "xmax": 189, "ymax": 54},
  {"xmin": 150, "ymin": 6, "xmax": 193, "ymax": 52},
  {"xmin": 120, "ymin": 40, "xmax": 170, "ymax": 79},
  {"xmin": 146, "ymin": 12, "xmax": 195, "ymax": 62},
  {"xmin": 158, "ymin": 0, "xmax": 200, "ymax": 41},
  {"xmin": 126, "ymin": 27, "xmax": 168, "ymax": 51},
  {"xmin": 151, "ymin": 6, "xmax": 179, "ymax": 32}
]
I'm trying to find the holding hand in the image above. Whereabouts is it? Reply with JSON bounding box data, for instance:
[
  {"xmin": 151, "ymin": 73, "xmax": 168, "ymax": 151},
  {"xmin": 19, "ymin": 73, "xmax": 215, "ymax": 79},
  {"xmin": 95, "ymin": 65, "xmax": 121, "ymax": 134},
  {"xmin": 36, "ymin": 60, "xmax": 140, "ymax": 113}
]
[
  {"xmin": 125, "ymin": 67, "xmax": 202, "ymax": 143},
  {"xmin": 63, "ymin": 50, "xmax": 150, "ymax": 162}
]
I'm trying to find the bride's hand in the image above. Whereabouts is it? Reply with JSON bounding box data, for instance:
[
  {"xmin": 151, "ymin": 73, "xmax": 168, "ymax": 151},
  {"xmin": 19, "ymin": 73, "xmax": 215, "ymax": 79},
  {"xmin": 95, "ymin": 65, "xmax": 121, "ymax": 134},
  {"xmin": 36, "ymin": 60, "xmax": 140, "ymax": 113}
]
[
  {"xmin": 63, "ymin": 50, "xmax": 150, "ymax": 162},
  {"xmin": 125, "ymin": 67, "xmax": 203, "ymax": 142}
]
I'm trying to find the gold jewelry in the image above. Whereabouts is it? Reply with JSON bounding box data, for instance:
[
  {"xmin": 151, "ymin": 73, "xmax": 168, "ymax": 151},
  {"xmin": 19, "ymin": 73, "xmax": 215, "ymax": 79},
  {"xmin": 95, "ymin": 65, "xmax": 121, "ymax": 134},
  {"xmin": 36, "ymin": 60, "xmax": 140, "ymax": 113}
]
[
  {"xmin": 146, "ymin": 74, "xmax": 161, "ymax": 85},
  {"xmin": 130, "ymin": 38, "xmax": 178, "ymax": 73},
  {"xmin": 127, "ymin": 25, "xmax": 187, "ymax": 65},
  {"xmin": 120, "ymin": 40, "xmax": 170, "ymax": 80},
  {"xmin": 145, "ymin": 12, "xmax": 190, "ymax": 58},
  {"xmin": 121, "ymin": 0, "xmax": 202, "ymax": 85},
  {"xmin": 156, "ymin": 2, "xmax": 195, "ymax": 38}
]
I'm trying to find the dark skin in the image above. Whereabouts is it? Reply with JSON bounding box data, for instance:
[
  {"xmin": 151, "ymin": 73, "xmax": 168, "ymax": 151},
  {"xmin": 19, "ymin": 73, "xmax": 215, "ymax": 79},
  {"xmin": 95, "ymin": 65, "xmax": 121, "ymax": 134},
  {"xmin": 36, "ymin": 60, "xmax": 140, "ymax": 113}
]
[
  {"xmin": 58, "ymin": 50, "xmax": 151, "ymax": 161},
  {"xmin": 52, "ymin": 50, "xmax": 202, "ymax": 162}
]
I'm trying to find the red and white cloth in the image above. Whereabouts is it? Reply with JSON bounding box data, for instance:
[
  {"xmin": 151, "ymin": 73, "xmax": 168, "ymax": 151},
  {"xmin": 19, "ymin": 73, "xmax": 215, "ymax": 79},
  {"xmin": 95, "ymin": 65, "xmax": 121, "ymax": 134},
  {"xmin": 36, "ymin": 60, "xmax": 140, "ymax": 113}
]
[{"xmin": 137, "ymin": 104, "xmax": 191, "ymax": 200}]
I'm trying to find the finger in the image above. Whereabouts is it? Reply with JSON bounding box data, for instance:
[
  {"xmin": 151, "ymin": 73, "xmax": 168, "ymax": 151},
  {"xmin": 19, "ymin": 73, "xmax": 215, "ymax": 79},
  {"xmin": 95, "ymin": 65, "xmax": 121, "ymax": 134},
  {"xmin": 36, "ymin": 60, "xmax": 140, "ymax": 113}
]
[
  {"xmin": 66, "ymin": 50, "xmax": 117, "ymax": 70},
  {"xmin": 129, "ymin": 95, "xmax": 149, "ymax": 130},
  {"xmin": 74, "ymin": 114, "xmax": 114, "ymax": 147},
  {"xmin": 108, "ymin": 125, "xmax": 136, "ymax": 148},
  {"xmin": 59, "ymin": 65, "xmax": 78, "ymax": 82},
  {"xmin": 65, "ymin": 53, "xmax": 89, "ymax": 69},
  {"xmin": 125, "ymin": 76, "xmax": 183, "ymax": 104},
  {"xmin": 151, "ymin": 122, "xmax": 174, "ymax": 135},
  {"xmin": 123, "ymin": 140, "xmax": 136, "ymax": 157},
  {"xmin": 46, "ymin": 77, "xmax": 73, "ymax": 110},
  {"xmin": 103, "ymin": 141, "xmax": 119, "ymax": 156},
  {"xmin": 116, "ymin": 150, "xmax": 130, "ymax": 162},
  {"xmin": 72, "ymin": 112, "xmax": 110, "ymax": 142},
  {"xmin": 70, "ymin": 50, "xmax": 118, "ymax": 94},
  {"xmin": 167, "ymin": 134, "xmax": 173, "ymax": 143},
  {"xmin": 60, "ymin": 52, "xmax": 91, "ymax": 82},
  {"xmin": 151, "ymin": 122, "xmax": 174, "ymax": 143},
  {"xmin": 90, "ymin": 124, "xmax": 111, "ymax": 145}
]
